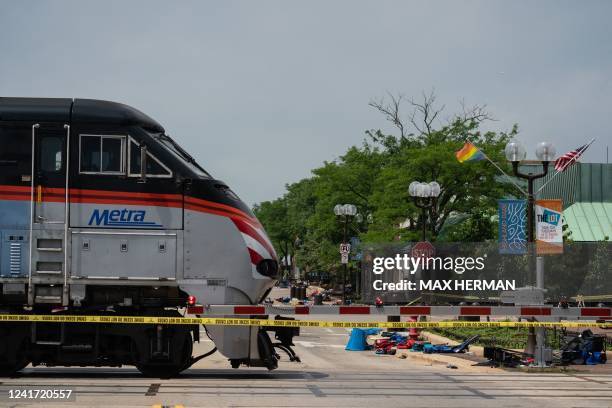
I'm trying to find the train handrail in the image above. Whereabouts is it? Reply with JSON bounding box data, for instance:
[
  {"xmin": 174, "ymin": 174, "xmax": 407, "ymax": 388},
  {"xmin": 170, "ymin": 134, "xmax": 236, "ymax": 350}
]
[
  {"xmin": 62, "ymin": 124, "xmax": 70, "ymax": 306},
  {"xmin": 27, "ymin": 123, "xmax": 40, "ymax": 304}
]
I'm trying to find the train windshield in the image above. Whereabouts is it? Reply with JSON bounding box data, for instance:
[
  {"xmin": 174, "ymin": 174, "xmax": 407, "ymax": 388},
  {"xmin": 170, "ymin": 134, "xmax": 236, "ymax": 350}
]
[{"xmin": 149, "ymin": 131, "xmax": 211, "ymax": 178}]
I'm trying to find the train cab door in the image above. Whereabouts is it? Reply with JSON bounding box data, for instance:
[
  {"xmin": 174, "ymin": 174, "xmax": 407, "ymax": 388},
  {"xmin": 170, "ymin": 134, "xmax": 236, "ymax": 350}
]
[
  {"xmin": 69, "ymin": 129, "xmax": 181, "ymax": 282},
  {"xmin": 29, "ymin": 124, "xmax": 70, "ymax": 305}
]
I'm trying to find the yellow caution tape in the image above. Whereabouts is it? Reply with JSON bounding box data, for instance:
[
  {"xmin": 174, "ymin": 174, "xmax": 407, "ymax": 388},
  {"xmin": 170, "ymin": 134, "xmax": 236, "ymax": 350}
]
[{"xmin": 0, "ymin": 314, "xmax": 609, "ymax": 328}]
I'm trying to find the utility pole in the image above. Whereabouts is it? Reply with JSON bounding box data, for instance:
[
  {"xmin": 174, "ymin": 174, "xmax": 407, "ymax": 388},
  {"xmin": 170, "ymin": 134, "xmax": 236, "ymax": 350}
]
[{"xmin": 342, "ymin": 215, "xmax": 348, "ymax": 305}]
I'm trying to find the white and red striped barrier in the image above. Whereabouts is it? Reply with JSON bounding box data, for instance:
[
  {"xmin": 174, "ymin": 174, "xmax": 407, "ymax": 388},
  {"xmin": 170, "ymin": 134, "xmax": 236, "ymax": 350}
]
[{"xmin": 187, "ymin": 305, "xmax": 611, "ymax": 319}]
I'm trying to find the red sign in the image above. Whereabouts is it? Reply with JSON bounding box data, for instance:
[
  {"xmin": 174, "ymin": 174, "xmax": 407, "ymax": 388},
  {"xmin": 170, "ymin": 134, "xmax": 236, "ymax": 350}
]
[{"xmin": 411, "ymin": 241, "xmax": 435, "ymax": 259}]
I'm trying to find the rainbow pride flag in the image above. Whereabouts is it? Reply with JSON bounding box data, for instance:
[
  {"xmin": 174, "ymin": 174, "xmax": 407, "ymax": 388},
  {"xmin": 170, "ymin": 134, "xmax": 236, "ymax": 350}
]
[{"xmin": 455, "ymin": 142, "xmax": 485, "ymax": 163}]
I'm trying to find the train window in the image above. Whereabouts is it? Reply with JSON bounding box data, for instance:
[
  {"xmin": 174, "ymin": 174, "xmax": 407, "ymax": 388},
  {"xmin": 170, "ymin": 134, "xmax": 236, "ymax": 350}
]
[
  {"xmin": 39, "ymin": 136, "xmax": 63, "ymax": 172},
  {"xmin": 79, "ymin": 135, "xmax": 125, "ymax": 175},
  {"xmin": 102, "ymin": 137, "xmax": 123, "ymax": 172},
  {"xmin": 148, "ymin": 131, "xmax": 211, "ymax": 178},
  {"xmin": 0, "ymin": 125, "xmax": 30, "ymax": 167},
  {"xmin": 80, "ymin": 136, "xmax": 101, "ymax": 172},
  {"xmin": 128, "ymin": 138, "xmax": 172, "ymax": 178}
]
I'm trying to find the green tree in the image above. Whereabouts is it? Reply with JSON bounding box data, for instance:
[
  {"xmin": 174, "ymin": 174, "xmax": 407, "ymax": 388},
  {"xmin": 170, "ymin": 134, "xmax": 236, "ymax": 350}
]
[
  {"xmin": 253, "ymin": 197, "xmax": 292, "ymax": 276},
  {"xmin": 365, "ymin": 91, "xmax": 517, "ymax": 243},
  {"xmin": 293, "ymin": 146, "xmax": 385, "ymax": 274},
  {"xmin": 255, "ymin": 91, "xmax": 520, "ymax": 276}
]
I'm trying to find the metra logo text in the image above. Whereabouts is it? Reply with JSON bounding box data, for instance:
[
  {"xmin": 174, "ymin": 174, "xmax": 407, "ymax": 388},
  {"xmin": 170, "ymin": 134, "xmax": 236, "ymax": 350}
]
[{"xmin": 88, "ymin": 209, "xmax": 163, "ymax": 228}]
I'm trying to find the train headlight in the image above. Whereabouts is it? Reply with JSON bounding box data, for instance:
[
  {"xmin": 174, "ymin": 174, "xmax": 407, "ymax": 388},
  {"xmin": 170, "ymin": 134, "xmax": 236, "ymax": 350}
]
[{"xmin": 256, "ymin": 259, "xmax": 279, "ymax": 279}]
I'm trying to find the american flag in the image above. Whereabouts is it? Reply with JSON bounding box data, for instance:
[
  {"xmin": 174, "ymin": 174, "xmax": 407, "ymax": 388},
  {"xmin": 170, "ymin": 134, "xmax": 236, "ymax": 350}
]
[{"xmin": 554, "ymin": 143, "xmax": 591, "ymax": 172}]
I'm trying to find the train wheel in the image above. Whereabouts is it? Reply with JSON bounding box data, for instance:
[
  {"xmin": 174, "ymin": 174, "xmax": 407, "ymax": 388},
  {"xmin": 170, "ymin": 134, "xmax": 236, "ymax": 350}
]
[
  {"xmin": 0, "ymin": 360, "xmax": 27, "ymax": 377},
  {"xmin": 0, "ymin": 335, "xmax": 29, "ymax": 377},
  {"xmin": 135, "ymin": 329, "xmax": 193, "ymax": 378}
]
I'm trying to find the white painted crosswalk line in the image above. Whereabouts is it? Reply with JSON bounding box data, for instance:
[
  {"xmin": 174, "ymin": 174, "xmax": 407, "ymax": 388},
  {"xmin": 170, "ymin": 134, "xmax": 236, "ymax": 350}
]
[{"xmin": 294, "ymin": 340, "xmax": 345, "ymax": 349}]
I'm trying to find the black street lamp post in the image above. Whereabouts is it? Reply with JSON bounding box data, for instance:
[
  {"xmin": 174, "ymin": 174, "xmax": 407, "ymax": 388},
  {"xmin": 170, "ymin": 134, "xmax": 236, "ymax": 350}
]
[
  {"xmin": 334, "ymin": 204, "xmax": 358, "ymax": 305},
  {"xmin": 504, "ymin": 140, "xmax": 557, "ymax": 366}
]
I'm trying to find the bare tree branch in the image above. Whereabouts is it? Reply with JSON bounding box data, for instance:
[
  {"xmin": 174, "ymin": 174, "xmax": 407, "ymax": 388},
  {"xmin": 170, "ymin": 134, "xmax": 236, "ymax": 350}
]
[
  {"xmin": 368, "ymin": 92, "xmax": 407, "ymax": 140},
  {"xmin": 408, "ymin": 90, "xmax": 444, "ymax": 138},
  {"xmin": 456, "ymin": 98, "xmax": 495, "ymax": 125},
  {"xmin": 370, "ymin": 90, "xmax": 494, "ymax": 144}
]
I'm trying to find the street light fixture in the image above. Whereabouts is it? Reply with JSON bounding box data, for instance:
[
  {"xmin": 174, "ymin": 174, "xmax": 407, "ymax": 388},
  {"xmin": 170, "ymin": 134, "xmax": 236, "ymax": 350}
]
[
  {"xmin": 535, "ymin": 141, "xmax": 557, "ymax": 162},
  {"xmin": 504, "ymin": 141, "xmax": 527, "ymax": 162},
  {"xmin": 408, "ymin": 181, "xmax": 441, "ymax": 241},
  {"xmin": 334, "ymin": 204, "xmax": 357, "ymax": 217},
  {"xmin": 504, "ymin": 140, "xmax": 556, "ymax": 242},
  {"xmin": 334, "ymin": 203, "xmax": 358, "ymax": 305}
]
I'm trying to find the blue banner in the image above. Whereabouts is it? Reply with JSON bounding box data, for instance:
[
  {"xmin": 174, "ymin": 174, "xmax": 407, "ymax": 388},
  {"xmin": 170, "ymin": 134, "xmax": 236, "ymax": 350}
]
[
  {"xmin": 350, "ymin": 236, "xmax": 362, "ymax": 261},
  {"xmin": 498, "ymin": 199, "xmax": 527, "ymax": 254}
]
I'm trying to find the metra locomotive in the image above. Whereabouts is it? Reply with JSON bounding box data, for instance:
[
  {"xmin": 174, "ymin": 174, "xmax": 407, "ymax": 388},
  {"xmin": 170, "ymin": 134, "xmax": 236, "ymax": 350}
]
[{"xmin": 0, "ymin": 98, "xmax": 286, "ymax": 376}]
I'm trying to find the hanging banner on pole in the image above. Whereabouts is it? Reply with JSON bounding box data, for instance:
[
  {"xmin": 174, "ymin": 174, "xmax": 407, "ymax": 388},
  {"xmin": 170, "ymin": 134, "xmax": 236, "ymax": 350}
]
[
  {"xmin": 536, "ymin": 199, "xmax": 563, "ymax": 254},
  {"xmin": 498, "ymin": 199, "xmax": 527, "ymax": 254}
]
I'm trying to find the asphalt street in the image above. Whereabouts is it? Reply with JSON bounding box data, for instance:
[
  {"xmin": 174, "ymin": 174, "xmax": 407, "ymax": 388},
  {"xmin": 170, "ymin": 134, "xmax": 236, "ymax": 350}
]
[{"xmin": 1, "ymin": 325, "xmax": 611, "ymax": 408}]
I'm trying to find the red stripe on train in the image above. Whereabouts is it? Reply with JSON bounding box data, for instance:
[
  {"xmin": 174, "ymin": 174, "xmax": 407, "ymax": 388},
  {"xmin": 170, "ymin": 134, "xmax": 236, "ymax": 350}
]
[
  {"xmin": 0, "ymin": 185, "xmax": 184, "ymax": 205},
  {"xmin": 232, "ymin": 218, "xmax": 276, "ymax": 258},
  {"xmin": 72, "ymin": 196, "xmax": 183, "ymax": 208},
  {"xmin": 247, "ymin": 248, "xmax": 264, "ymax": 265},
  {"xmin": 185, "ymin": 196, "xmax": 260, "ymax": 226},
  {"xmin": 0, "ymin": 185, "xmax": 31, "ymax": 193},
  {"xmin": 0, "ymin": 187, "xmax": 256, "ymax": 230},
  {"xmin": 184, "ymin": 201, "xmax": 260, "ymax": 230}
]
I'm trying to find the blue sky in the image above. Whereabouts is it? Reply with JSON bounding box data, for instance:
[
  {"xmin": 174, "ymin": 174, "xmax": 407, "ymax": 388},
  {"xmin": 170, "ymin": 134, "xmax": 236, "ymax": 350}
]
[{"xmin": 1, "ymin": 0, "xmax": 610, "ymax": 205}]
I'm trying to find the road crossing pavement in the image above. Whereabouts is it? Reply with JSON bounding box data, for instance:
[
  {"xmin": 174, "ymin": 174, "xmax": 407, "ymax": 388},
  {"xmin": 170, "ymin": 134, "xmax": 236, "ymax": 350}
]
[{"xmin": 1, "ymin": 326, "xmax": 611, "ymax": 407}]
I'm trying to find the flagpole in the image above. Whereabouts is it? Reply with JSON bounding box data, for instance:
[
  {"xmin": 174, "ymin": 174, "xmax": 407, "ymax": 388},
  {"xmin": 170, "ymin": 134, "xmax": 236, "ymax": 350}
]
[
  {"xmin": 535, "ymin": 138, "xmax": 595, "ymax": 195},
  {"xmin": 466, "ymin": 138, "xmax": 527, "ymax": 196}
]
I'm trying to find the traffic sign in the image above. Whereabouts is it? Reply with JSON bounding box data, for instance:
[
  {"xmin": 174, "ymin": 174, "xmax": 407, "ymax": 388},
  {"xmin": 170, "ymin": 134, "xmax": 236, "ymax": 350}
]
[
  {"xmin": 411, "ymin": 241, "xmax": 435, "ymax": 259},
  {"xmin": 339, "ymin": 243, "xmax": 351, "ymax": 264}
]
